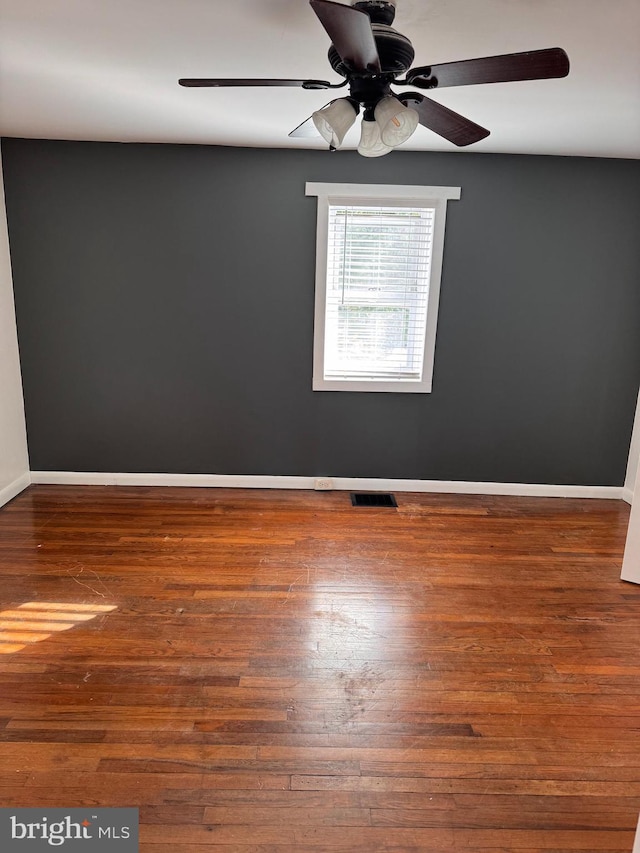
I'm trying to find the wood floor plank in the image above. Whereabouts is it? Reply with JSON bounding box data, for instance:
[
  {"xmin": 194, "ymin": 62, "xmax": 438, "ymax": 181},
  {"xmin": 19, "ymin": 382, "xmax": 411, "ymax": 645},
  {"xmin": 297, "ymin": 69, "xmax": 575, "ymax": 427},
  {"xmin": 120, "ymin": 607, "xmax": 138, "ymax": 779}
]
[{"xmin": 0, "ymin": 485, "xmax": 638, "ymax": 851}]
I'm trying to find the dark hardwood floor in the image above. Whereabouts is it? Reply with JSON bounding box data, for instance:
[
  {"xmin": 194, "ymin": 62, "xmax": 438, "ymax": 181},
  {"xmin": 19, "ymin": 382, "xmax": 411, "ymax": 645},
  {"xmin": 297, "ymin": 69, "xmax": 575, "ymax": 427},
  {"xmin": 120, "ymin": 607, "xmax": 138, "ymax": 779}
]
[{"xmin": 0, "ymin": 485, "xmax": 638, "ymax": 851}]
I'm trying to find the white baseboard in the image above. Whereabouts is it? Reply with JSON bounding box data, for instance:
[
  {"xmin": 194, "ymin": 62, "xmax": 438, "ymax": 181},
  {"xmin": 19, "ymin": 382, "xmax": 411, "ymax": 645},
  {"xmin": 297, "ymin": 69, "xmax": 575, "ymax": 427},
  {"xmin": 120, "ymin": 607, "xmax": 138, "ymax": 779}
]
[
  {"xmin": 622, "ymin": 487, "xmax": 634, "ymax": 505},
  {"xmin": 0, "ymin": 472, "xmax": 31, "ymax": 508},
  {"xmin": 28, "ymin": 471, "xmax": 625, "ymax": 500}
]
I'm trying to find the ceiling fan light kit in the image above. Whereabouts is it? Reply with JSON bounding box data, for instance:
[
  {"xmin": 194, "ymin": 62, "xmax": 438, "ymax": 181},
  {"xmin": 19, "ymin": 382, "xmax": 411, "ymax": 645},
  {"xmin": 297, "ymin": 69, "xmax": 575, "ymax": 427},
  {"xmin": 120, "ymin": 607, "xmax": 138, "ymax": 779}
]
[
  {"xmin": 312, "ymin": 98, "xmax": 359, "ymax": 148},
  {"xmin": 374, "ymin": 95, "xmax": 419, "ymax": 147},
  {"xmin": 357, "ymin": 116, "xmax": 393, "ymax": 157},
  {"xmin": 179, "ymin": 0, "xmax": 570, "ymax": 157}
]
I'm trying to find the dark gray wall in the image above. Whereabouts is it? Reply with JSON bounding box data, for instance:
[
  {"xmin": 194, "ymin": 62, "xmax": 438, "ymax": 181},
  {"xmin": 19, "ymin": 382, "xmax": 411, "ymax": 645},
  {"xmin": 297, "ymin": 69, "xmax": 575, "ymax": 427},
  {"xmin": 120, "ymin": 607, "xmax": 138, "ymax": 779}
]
[{"xmin": 2, "ymin": 138, "xmax": 640, "ymax": 484}]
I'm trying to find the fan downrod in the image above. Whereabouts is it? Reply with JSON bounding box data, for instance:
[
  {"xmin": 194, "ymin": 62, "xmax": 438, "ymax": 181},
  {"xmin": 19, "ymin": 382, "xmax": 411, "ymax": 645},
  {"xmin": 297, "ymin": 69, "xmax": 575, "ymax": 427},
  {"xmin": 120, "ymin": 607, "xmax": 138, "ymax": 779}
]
[{"xmin": 352, "ymin": 1, "xmax": 397, "ymax": 26}]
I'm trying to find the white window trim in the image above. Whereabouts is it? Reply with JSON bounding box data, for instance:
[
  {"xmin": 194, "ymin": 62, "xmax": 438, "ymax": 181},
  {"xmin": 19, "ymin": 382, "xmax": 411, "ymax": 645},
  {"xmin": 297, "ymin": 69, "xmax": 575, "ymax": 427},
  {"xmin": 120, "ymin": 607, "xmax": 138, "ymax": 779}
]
[{"xmin": 306, "ymin": 183, "xmax": 460, "ymax": 393}]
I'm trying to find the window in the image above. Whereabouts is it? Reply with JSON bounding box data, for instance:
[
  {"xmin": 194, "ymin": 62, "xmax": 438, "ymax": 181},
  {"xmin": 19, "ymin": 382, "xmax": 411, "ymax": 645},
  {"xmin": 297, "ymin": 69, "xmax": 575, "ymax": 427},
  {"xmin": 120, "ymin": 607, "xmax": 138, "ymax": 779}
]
[{"xmin": 307, "ymin": 183, "xmax": 460, "ymax": 393}]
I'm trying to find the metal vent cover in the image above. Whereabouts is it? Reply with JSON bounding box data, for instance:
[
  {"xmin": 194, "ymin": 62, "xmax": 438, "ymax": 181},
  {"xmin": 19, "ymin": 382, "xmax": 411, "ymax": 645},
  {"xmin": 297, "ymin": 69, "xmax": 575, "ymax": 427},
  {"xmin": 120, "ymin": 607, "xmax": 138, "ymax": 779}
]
[{"xmin": 350, "ymin": 492, "xmax": 397, "ymax": 507}]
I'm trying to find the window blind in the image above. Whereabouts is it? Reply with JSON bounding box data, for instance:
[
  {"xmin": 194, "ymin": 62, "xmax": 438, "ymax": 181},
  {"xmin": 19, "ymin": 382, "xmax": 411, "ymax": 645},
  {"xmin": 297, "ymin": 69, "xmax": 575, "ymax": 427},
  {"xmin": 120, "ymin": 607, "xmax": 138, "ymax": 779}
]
[{"xmin": 324, "ymin": 203, "xmax": 434, "ymax": 382}]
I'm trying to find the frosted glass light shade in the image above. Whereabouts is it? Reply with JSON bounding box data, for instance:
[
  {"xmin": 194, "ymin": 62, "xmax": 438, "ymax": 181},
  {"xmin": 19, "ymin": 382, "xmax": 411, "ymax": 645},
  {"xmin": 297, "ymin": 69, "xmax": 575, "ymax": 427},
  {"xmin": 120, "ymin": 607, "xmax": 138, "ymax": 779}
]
[
  {"xmin": 357, "ymin": 119, "xmax": 393, "ymax": 157},
  {"xmin": 312, "ymin": 99, "xmax": 358, "ymax": 149},
  {"xmin": 374, "ymin": 96, "xmax": 419, "ymax": 147}
]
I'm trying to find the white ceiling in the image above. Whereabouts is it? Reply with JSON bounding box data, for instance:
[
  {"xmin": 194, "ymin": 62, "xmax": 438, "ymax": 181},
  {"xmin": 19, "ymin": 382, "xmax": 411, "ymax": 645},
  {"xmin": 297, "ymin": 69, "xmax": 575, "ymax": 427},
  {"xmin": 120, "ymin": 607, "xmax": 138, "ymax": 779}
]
[{"xmin": 1, "ymin": 0, "xmax": 639, "ymax": 159}]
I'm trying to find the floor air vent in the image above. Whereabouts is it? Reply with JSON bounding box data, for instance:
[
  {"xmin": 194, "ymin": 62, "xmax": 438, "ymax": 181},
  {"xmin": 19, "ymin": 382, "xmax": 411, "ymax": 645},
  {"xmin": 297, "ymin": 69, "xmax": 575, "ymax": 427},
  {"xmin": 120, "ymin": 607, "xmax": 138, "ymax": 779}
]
[{"xmin": 351, "ymin": 493, "xmax": 398, "ymax": 508}]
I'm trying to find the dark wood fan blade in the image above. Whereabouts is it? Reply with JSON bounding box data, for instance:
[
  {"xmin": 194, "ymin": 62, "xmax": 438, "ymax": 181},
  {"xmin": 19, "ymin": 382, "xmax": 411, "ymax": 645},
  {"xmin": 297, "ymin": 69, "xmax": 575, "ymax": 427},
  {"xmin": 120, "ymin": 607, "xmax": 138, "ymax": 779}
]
[
  {"xmin": 310, "ymin": 0, "xmax": 381, "ymax": 73},
  {"xmin": 178, "ymin": 78, "xmax": 331, "ymax": 88},
  {"xmin": 400, "ymin": 93, "xmax": 490, "ymax": 147},
  {"xmin": 408, "ymin": 48, "xmax": 569, "ymax": 88}
]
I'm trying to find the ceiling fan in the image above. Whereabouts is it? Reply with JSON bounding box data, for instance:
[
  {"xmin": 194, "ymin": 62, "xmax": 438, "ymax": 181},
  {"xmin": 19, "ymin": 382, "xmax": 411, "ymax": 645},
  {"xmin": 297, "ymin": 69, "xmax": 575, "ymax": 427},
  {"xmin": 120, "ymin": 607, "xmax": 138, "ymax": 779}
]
[{"xmin": 179, "ymin": 0, "xmax": 569, "ymax": 157}]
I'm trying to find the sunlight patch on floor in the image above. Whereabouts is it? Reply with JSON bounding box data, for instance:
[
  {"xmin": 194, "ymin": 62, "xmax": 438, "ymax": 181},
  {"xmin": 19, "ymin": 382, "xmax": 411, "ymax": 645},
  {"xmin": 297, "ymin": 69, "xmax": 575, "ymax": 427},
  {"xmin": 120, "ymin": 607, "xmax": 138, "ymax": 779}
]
[{"xmin": 0, "ymin": 602, "xmax": 117, "ymax": 653}]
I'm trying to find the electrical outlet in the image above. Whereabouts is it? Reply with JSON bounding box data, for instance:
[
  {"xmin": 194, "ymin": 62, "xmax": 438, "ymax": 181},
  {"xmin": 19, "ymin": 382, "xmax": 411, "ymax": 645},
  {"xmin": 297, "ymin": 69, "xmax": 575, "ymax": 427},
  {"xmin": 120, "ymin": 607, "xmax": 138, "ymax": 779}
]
[{"xmin": 314, "ymin": 478, "xmax": 334, "ymax": 491}]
